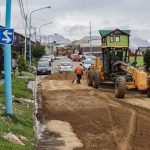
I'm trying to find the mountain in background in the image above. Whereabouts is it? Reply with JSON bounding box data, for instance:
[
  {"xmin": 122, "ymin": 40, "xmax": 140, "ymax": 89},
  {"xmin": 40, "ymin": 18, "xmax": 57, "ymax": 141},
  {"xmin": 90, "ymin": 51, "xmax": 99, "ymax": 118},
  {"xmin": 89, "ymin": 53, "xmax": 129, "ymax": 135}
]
[
  {"xmin": 41, "ymin": 33, "xmax": 71, "ymax": 45},
  {"xmin": 80, "ymin": 35, "xmax": 150, "ymax": 52},
  {"xmin": 39, "ymin": 33, "xmax": 150, "ymax": 51},
  {"xmin": 80, "ymin": 36, "xmax": 100, "ymax": 41},
  {"xmin": 130, "ymin": 37, "xmax": 150, "ymax": 51}
]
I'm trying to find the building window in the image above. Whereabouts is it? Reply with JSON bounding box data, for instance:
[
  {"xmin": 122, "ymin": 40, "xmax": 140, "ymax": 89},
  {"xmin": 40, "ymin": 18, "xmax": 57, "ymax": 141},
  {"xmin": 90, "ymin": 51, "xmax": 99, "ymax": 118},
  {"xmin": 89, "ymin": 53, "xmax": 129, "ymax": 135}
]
[
  {"xmin": 115, "ymin": 36, "xmax": 120, "ymax": 42},
  {"xmin": 110, "ymin": 36, "xmax": 114, "ymax": 42}
]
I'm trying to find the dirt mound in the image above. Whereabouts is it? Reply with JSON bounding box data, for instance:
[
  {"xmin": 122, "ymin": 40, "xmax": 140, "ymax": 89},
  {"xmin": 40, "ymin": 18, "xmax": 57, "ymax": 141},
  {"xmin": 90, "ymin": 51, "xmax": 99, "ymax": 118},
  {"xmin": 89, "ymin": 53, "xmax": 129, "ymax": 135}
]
[{"xmin": 44, "ymin": 72, "xmax": 86, "ymax": 80}]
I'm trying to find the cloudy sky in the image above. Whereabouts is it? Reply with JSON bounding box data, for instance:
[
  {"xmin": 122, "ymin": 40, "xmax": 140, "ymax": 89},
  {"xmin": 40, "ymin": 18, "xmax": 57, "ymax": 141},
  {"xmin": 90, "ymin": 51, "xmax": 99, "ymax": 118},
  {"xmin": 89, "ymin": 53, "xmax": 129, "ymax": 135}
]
[{"xmin": 0, "ymin": 0, "xmax": 150, "ymax": 41}]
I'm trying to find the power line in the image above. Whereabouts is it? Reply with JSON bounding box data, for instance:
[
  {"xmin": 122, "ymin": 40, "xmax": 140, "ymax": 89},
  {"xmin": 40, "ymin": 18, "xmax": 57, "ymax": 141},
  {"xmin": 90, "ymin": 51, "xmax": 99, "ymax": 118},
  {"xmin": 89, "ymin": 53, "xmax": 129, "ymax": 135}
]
[
  {"xmin": 25, "ymin": 0, "xmax": 29, "ymax": 15},
  {"xmin": 17, "ymin": 0, "xmax": 26, "ymax": 24}
]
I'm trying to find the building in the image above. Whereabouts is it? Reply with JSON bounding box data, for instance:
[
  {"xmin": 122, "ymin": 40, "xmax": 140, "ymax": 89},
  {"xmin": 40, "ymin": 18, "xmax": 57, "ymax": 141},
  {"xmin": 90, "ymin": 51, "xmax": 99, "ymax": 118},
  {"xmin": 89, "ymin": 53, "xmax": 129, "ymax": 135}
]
[
  {"xmin": 99, "ymin": 29, "xmax": 130, "ymax": 48},
  {"xmin": 45, "ymin": 41, "xmax": 60, "ymax": 55},
  {"xmin": 81, "ymin": 39, "xmax": 102, "ymax": 55},
  {"xmin": 138, "ymin": 47, "xmax": 150, "ymax": 54}
]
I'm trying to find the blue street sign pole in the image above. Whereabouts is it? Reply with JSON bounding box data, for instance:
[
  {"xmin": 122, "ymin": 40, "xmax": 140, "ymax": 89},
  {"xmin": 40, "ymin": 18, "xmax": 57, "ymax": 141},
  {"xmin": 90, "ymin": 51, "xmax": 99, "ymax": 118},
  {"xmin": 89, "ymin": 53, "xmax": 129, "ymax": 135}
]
[{"xmin": 4, "ymin": 0, "xmax": 13, "ymax": 115}]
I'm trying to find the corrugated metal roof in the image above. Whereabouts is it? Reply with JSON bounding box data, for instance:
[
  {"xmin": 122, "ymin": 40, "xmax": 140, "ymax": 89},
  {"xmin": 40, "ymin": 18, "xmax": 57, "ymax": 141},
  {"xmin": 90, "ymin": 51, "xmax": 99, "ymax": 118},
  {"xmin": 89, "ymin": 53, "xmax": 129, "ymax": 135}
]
[{"xmin": 99, "ymin": 29, "xmax": 130, "ymax": 37}]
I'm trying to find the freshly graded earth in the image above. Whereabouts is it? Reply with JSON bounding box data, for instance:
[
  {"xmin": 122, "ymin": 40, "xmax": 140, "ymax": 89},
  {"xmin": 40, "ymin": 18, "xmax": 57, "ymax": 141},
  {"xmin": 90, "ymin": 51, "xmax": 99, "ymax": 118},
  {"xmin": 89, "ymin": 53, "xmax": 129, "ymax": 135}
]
[{"xmin": 37, "ymin": 73, "xmax": 150, "ymax": 150}]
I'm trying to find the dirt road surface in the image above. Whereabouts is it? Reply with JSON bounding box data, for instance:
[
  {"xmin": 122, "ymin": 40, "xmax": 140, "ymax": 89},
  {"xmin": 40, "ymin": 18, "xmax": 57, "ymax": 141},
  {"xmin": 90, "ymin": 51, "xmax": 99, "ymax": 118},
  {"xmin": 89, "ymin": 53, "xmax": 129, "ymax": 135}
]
[{"xmin": 36, "ymin": 73, "xmax": 150, "ymax": 150}]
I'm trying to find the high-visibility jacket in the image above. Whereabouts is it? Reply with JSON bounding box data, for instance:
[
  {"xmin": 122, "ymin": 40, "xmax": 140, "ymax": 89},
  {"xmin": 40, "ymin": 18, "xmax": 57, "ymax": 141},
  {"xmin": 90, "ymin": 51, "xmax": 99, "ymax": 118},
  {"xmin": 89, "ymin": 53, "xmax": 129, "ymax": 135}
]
[{"xmin": 75, "ymin": 65, "xmax": 83, "ymax": 74}]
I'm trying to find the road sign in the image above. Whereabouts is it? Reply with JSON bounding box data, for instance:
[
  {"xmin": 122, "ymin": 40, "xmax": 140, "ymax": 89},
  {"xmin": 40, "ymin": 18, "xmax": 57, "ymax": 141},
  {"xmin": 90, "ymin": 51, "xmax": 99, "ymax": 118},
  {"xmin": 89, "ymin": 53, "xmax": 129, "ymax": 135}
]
[{"xmin": 0, "ymin": 28, "xmax": 14, "ymax": 45}]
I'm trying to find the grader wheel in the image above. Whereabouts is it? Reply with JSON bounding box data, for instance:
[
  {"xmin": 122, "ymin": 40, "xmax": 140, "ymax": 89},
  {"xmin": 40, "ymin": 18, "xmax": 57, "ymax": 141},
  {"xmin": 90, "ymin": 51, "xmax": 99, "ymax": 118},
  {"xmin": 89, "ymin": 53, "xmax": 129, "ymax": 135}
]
[
  {"xmin": 115, "ymin": 76, "xmax": 126, "ymax": 98},
  {"xmin": 93, "ymin": 74, "xmax": 100, "ymax": 88}
]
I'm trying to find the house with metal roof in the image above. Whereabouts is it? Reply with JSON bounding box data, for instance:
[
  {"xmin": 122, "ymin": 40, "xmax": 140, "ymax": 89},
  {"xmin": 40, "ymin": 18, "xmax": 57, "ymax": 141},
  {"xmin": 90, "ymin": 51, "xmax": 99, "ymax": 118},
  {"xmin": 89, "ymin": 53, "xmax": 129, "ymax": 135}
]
[{"xmin": 99, "ymin": 29, "xmax": 130, "ymax": 48}]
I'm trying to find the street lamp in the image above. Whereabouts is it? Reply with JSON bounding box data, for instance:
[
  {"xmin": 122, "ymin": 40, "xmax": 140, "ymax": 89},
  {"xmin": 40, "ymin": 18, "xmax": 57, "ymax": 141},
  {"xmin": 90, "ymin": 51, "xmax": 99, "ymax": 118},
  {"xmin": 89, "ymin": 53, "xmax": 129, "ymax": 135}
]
[
  {"xmin": 29, "ymin": 6, "xmax": 51, "ymax": 67},
  {"xmin": 39, "ymin": 22, "xmax": 53, "ymax": 44}
]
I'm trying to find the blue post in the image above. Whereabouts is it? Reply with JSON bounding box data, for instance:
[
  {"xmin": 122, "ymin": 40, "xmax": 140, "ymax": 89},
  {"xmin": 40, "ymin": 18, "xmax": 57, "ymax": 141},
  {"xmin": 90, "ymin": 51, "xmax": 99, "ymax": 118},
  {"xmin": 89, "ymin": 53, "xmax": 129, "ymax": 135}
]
[{"xmin": 4, "ymin": 0, "xmax": 13, "ymax": 115}]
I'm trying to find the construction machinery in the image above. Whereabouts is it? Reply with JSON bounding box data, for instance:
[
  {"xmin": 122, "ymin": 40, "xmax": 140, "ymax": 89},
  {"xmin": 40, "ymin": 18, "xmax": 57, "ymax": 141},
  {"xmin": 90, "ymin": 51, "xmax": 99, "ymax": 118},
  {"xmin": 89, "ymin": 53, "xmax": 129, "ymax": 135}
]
[{"xmin": 87, "ymin": 29, "xmax": 150, "ymax": 98}]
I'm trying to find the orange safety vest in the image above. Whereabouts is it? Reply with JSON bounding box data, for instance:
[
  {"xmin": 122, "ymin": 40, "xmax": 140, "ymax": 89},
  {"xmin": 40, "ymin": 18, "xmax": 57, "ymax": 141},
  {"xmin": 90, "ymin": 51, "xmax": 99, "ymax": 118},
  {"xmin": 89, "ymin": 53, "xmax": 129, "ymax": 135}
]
[{"xmin": 75, "ymin": 65, "xmax": 83, "ymax": 74}]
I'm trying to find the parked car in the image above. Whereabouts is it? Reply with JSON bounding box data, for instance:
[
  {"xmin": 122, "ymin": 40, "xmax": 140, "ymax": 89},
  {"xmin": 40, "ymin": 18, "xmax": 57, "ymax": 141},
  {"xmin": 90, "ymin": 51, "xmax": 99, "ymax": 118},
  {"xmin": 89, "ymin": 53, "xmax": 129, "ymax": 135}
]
[
  {"xmin": 39, "ymin": 57, "xmax": 51, "ymax": 66},
  {"xmin": 82, "ymin": 54, "xmax": 89, "ymax": 60},
  {"xmin": 82, "ymin": 59, "xmax": 94, "ymax": 70},
  {"xmin": 37, "ymin": 61, "xmax": 51, "ymax": 75},
  {"xmin": 72, "ymin": 55, "xmax": 81, "ymax": 61},
  {"xmin": 88, "ymin": 55, "xmax": 96, "ymax": 61},
  {"xmin": 48, "ymin": 55, "xmax": 55, "ymax": 62},
  {"xmin": 70, "ymin": 54, "xmax": 74, "ymax": 59},
  {"xmin": 58, "ymin": 62, "xmax": 73, "ymax": 73},
  {"xmin": 55, "ymin": 56, "xmax": 62, "ymax": 60},
  {"xmin": 41, "ymin": 55, "xmax": 53, "ymax": 62}
]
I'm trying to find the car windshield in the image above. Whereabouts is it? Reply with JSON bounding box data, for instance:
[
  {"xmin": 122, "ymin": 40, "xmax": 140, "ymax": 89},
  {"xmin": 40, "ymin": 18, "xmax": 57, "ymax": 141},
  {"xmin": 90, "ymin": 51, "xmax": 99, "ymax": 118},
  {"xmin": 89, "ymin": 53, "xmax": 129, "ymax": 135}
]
[
  {"xmin": 40, "ymin": 58, "xmax": 49, "ymax": 61},
  {"xmin": 61, "ymin": 62, "xmax": 71, "ymax": 66},
  {"xmin": 38, "ymin": 62, "xmax": 49, "ymax": 67},
  {"xmin": 42, "ymin": 56, "xmax": 50, "ymax": 58}
]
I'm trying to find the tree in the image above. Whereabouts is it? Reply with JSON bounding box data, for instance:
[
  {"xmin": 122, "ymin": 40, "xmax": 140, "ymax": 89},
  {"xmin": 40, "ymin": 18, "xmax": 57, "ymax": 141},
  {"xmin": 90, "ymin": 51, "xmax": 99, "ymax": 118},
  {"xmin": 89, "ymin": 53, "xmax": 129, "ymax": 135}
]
[
  {"xmin": 18, "ymin": 55, "xmax": 28, "ymax": 75},
  {"xmin": 144, "ymin": 48, "xmax": 150, "ymax": 72},
  {"xmin": 32, "ymin": 43, "xmax": 45, "ymax": 60}
]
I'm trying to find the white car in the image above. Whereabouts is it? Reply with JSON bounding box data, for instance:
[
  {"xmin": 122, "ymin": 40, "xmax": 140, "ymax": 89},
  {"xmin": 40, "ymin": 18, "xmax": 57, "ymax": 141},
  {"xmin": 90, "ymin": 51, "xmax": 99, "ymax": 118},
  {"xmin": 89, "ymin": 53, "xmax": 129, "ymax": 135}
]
[
  {"xmin": 39, "ymin": 57, "xmax": 51, "ymax": 66},
  {"xmin": 42, "ymin": 55, "xmax": 53, "ymax": 62},
  {"xmin": 82, "ymin": 59, "xmax": 94, "ymax": 70},
  {"xmin": 58, "ymin": 62, "xmax": 73, "ymax": 73},
  {"xmin": 55, "ymin": 56, "xmax": 62, "ymax": 60}
]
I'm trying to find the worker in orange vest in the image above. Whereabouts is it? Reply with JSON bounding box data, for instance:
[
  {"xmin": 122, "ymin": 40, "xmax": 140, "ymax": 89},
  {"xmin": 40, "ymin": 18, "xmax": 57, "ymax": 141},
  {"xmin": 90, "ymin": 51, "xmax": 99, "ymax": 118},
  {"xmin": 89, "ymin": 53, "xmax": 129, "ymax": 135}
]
[{"xmin": 74, "ymin": 64, "xmax": 83, "ymax": 84}]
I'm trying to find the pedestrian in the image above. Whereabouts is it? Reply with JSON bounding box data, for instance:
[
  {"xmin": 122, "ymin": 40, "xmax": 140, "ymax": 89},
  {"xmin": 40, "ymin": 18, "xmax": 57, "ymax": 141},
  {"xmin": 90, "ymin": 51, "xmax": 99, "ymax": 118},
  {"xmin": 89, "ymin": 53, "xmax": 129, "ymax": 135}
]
[{"xmin": 74, "ymin": 64, "xmax": 83, "ymax": 84}]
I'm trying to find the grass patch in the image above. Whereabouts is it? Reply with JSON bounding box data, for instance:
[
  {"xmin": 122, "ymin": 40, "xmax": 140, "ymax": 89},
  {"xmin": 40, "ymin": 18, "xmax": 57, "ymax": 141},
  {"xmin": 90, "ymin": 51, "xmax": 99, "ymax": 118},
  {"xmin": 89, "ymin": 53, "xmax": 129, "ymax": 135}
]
[
  {"xmin": 0, "ymin": 77, "xmax": 33, "ymax": 99},
  {"xmin": 129, "ymin": 56, "xmax": 144, "ymax": 67},
  {"xmin": 0, "ymin": 73, "xmax": 35, "ymax": 149},
  {"xmin": 0, "ymin": 100, "xmax": 35, "ymax": 150}
]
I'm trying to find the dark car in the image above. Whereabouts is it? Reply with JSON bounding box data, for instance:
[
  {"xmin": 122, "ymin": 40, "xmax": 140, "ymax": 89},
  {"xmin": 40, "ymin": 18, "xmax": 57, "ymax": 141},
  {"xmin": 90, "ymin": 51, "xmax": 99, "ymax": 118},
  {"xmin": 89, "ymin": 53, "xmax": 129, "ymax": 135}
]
[{"xmin": 37, "ymin": 61, "xmax": 51, "ymax": 75}]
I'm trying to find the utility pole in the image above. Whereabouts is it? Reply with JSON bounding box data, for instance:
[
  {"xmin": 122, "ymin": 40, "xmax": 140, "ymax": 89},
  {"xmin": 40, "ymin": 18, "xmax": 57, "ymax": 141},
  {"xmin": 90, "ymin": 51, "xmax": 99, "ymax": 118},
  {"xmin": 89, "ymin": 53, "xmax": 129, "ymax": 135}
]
[
  {"xmin": 4, "ymin": 0, "xmax": 12, "ymax": 115},
  {"xmin": 90, "ymin": 21, "xmax": 93, "ymax": 55},
  {"xmin": 34, "ymin": 27, "xmax": 37, "ymax": 42},
  {"xmin": 24, "ymin": 15, "xmax": 27, "ymax": 61},
  {"xmin": 39, "ymin": 22, "xmax": 53, "ymax": 44},
  {"xmin": 83, "ymin": 45, "xmax": 85, "ymax": 54},
  {"xmin": 29, "ymin": 6, "xmax": 51, "ymax": 67}
]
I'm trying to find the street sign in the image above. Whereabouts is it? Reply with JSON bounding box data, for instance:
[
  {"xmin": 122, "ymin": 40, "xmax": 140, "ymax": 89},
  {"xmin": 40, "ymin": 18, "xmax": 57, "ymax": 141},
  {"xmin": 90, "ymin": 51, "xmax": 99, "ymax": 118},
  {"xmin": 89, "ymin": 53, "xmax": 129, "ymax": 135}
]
[{"xmin": 0, "ymin": 28, "xmax": 14, "ymax": 45}]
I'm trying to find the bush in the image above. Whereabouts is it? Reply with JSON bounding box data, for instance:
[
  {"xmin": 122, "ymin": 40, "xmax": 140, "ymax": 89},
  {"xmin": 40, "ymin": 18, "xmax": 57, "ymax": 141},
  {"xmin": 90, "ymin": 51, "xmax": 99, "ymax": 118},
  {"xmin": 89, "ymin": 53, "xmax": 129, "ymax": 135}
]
[
  {"xmin": 18, "ymin": 55, "xmax": 28, "ymax": 75},
  {"xmin": 32, "ymin": 43, "xmax": 45, "ymax": 60}
]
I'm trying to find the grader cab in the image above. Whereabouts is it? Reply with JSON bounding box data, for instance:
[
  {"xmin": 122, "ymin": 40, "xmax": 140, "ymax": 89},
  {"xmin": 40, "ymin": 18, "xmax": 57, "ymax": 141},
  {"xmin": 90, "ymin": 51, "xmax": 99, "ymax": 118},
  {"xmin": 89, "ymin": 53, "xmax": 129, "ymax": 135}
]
[{"xmin": 87, "ymin": 29, "xmax": 150, "ymax": 98}]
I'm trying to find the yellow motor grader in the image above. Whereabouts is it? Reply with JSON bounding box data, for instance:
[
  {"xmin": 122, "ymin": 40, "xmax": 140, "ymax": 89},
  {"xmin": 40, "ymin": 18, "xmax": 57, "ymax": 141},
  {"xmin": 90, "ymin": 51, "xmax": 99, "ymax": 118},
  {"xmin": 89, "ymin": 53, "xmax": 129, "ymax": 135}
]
[{"xmin": 87, "ymin": 48, "xmax": 150, "ymax": 98}]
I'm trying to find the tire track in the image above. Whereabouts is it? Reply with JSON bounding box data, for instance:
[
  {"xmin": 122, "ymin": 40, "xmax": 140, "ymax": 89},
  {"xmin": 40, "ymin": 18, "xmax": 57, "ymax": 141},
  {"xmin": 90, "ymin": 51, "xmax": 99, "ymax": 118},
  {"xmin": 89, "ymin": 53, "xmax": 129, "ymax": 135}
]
[
  {"xmin": 96, "ymin": 92, "xmax": 138, "ymax": 150},
  {"xmin": 118, "ymin": 110, "xmax": 137, "ymax": 150}
]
